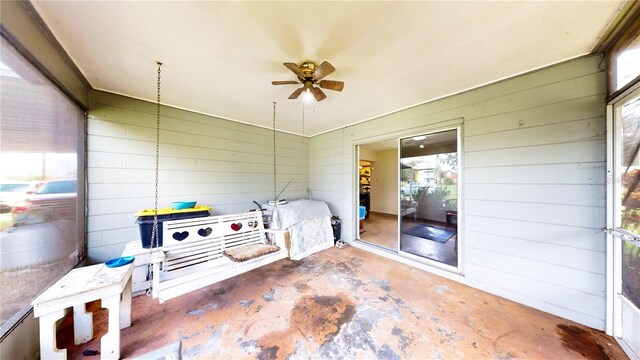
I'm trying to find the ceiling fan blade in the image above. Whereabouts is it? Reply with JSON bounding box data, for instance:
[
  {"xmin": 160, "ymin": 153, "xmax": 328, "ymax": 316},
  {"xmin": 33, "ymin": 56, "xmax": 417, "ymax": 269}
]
[
  {"xmin": 283, "ymin": 62, "xmax": 304, "ymax": 77},
  {"xmin": 318, "ymin": 80, "xmax": 344, "ymax": 92},
  {"xmin": 288, "ymin": 87, "xmax": 305, "ymax": 99},
  {"xmin": 272, "ymin": 81, "xmax": 299, "ymax": 85},
  {"xmin": 311, "ymin": 87, "xmax": 327, "ymax": 102},
  {"xmin": 313, "ymin": 61, "xmax": 335, "ymax": 80}
]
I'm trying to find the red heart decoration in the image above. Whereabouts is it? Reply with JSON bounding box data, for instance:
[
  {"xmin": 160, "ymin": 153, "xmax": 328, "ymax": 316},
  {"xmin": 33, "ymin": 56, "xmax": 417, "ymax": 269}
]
[{"xmin": 231, "ymin": 223, "xmax": 242, "ymax": 231}]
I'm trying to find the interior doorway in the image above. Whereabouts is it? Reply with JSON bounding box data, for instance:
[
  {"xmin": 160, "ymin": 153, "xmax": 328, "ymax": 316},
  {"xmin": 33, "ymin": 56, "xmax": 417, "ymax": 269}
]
[{"xmin": 357, "ymin": 140, "xmax": 398, "ymax": 250}]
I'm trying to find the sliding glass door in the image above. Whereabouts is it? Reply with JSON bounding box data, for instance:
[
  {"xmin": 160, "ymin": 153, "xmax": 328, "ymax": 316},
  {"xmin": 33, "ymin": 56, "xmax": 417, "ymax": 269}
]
[
  {"xmin": 355, "ymin": 128, "xmax": 460, "ymax": 272},
  {"xmin": 399, "ymin": 129, "xmax": 459, "ymax": 268}
]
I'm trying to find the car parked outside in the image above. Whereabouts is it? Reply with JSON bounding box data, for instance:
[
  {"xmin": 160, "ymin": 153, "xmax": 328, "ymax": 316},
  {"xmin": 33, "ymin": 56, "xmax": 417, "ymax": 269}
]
[
  {"xmin": 0, "ymin": 182, "xmax": 34, "ymax": 213},
  {"xmin": 11, "ymin": 179, "xmax": 77, "ymax": 224}
]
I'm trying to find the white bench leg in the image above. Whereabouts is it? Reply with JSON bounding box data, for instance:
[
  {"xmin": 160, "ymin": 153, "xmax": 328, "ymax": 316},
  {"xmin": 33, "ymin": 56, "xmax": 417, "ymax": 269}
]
[
  {"xmin": 39, "ymin": 309, "xmax": 66, "ymax": 360},
  {"xmin": 120, "ymin": 276, "xmax": 132, "ymax": 329},
  {"xmin": 101, "ymin": 294, "xmax": 121, "ymax": 360},
  {"xmin": 73, "ymin": 303, "xmax": 93, "ymax": 345}
]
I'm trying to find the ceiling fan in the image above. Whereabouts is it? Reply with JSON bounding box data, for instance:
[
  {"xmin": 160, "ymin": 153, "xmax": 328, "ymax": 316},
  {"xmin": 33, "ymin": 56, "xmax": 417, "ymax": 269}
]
[{"xmin": 272, "ymin": 61, "xmax": 344, "ymax": 102}]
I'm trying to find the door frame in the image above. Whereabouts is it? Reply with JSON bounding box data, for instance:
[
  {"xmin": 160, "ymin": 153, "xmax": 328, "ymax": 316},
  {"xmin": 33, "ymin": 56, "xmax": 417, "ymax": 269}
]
[
  {"xmin": 353, "ymin": 124, "xmax": 464, "ymax": 275},
  {"xmin": 606, "ymin": 80, "xmax": 640, "ymax": 359}
]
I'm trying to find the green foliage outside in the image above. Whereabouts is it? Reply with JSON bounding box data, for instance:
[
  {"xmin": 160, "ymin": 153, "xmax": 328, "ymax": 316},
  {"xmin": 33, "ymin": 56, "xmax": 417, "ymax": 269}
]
[
  {"xmin": 621, "ymin": 168, "xmax": 640, "ymax": 260},
  {"xmin": 414, "ymin": 184, "xmax": 457, "ymax": 210},
  {"xmin": 624, "ymin": 241, "xmax": 640, "ymax": 259}
]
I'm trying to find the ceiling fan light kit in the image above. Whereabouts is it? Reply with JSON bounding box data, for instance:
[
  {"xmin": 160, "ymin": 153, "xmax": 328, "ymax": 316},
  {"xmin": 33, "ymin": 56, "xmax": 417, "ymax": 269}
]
[{"xmin": 272, "ymin": 60, "xmax": 344, "ymax": 102}]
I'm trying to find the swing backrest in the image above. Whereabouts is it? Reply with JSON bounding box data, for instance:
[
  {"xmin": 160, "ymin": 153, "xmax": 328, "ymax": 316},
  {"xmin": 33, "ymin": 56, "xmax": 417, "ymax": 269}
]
[{"xmin": 161, "ymin": 211, "xmax": 266, "ymax": 273}]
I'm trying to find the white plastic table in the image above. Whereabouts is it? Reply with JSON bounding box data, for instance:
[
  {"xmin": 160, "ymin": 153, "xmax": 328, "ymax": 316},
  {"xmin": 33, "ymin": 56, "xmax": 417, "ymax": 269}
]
[{"xmin": 31, "ymin": 263, "xmax": 134, "ymax": 359}]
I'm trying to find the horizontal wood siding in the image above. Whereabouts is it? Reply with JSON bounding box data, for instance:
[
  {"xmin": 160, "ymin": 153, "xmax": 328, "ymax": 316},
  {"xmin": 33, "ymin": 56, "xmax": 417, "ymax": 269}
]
[
  {"xmin": 87, "ymin": 91, "xmax": 308, "ymax": 263},
  {"xmin": 309, "ymin": 55, "xmax": 607, "ymax": 329}
]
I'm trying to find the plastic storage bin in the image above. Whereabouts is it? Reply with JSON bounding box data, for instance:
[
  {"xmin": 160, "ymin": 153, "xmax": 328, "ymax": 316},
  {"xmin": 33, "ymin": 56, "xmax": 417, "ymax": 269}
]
[{"xmin": 135, "ymin": 205, "xmax": 211, "ymax": 248}]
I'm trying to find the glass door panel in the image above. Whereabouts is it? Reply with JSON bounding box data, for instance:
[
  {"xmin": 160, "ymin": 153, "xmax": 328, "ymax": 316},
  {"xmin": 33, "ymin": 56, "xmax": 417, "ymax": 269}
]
[
  {"xmin": 619, "ymin": 93, "xmax": 640, "ymax": 311},
  {"xmin": 399, "ymin": 129, "xmax": 458, "ymax": 267},
  {"xmin": 612, "ymin": 86, "xmax": 640, "ymax": 359}
]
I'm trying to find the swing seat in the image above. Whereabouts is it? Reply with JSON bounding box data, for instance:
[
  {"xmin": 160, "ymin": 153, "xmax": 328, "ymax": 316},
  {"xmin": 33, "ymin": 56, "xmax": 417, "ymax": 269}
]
[{"xmin": 151, "ymin": 211, "xmax": 287, "ymax": 303}]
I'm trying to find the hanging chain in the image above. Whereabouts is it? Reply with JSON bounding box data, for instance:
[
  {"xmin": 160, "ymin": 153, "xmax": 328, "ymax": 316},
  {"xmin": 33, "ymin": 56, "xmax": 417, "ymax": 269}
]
[
  {"xmin": 147, "ymin": 61, "xmax": 162, "ymax": 294},
  {"xmin": 150, "ymin": 61, "xmax": 162, "ymax": 254},
  {"xmin": 151, "ymin": 62, "xmax": 162, "ymax": 249},
  {"xmin": 272, "ymin": 101, "xmax": 276, "ymax": 201},
  {"xmin": 302, "ymin": 103, "xmax": 305, "ymax": 136}
]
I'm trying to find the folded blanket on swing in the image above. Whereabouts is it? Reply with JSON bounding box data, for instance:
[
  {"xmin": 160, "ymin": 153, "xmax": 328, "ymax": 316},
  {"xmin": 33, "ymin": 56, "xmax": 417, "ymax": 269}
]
[{"xmin": 223, "ymin": 244, "xmax": 281, "ymax": 262}]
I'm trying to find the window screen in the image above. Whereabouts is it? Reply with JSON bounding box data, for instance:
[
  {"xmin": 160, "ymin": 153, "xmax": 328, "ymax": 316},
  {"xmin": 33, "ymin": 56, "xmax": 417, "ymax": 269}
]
[{"xmin": 0, "ymin": 36, "xmax": 85, "ymax": 330}]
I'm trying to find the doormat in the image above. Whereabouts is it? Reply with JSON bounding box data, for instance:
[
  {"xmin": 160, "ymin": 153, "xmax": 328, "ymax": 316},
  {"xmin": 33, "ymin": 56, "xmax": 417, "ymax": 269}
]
[{"xmin": 402, "ymin": 224, "xmax": 455, "ymax": 243}]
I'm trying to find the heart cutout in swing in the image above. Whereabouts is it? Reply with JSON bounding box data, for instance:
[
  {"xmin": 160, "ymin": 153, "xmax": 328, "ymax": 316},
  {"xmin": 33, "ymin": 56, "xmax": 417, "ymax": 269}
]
[
  {"xmin": 172, "ymin": 231, "xmax": 189, "ymax": 241},
  {"xmin": 230, "ymin": 223, "xmax": 242, "ymax": 231},
  {"xmin": 198, "ymin": 227, "xmax": 213, "ymax": 237}
]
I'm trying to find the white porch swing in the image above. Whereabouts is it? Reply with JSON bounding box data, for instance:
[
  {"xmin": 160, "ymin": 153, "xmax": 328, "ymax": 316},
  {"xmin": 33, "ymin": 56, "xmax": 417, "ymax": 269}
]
[{"xmin": 147, "ymin": 63, "xmax": 288, "ymax": 303}]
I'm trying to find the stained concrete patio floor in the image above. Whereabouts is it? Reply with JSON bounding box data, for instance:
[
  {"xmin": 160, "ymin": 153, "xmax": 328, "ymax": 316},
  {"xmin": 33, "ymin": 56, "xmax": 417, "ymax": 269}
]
[{"xmin": 58, "ymin": 246, "xmax": 625, "ymax": 359}]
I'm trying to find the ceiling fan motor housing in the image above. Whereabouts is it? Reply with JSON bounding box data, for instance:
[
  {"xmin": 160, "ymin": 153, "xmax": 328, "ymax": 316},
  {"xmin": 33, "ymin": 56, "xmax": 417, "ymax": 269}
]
[
  {"xmin": 298, "ymin": 62, "xmax": 321, "ymax": 84},
  {"xmin": 300, "ymin": 61, "xmax": 317, "ymax": 78}
]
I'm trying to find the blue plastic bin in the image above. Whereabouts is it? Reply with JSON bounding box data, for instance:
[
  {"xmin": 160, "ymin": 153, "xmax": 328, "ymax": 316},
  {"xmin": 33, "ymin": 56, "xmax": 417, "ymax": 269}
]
[{"xmin": 359, "ymin": 206, "xmax": 367, "ymax": 220}]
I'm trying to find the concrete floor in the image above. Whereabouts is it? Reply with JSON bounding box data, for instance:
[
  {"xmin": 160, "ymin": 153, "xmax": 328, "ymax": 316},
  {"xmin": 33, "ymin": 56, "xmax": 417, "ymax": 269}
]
[{"xmin": 58, "ymin": 246, "xmax": 625, "ymax": 359}]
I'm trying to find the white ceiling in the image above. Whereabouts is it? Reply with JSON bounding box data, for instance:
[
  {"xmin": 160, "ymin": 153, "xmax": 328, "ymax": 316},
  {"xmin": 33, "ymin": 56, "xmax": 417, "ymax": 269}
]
[{"xmin": 32, "ymin": 1, "xmax": 624, "ymax": 137}]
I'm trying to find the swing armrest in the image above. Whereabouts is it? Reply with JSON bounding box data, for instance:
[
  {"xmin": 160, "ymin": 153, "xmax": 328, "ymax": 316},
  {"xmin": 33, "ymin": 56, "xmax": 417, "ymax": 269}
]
[
  {"xmin": 264, "ymin": 229, "xmax": 288, "ymax": 254},
  {"xmin": 150, "ymin": 251, "xmax": 166, "ymax": 299},
  {"xmin": 151, "ymin": 251, "xmax": 166, "ymax": 264}
]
